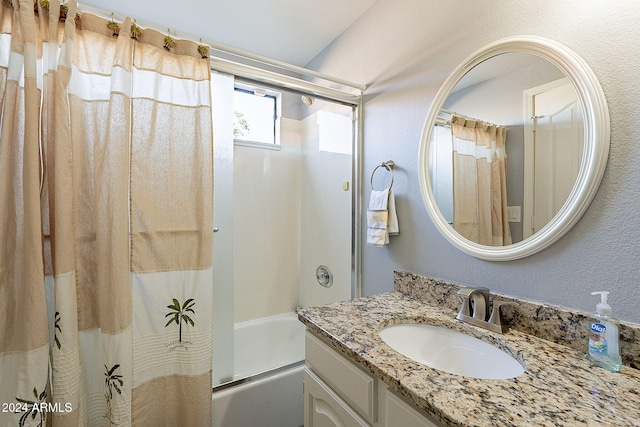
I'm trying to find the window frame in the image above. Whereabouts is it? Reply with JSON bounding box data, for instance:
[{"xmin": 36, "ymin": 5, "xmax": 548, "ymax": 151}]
[{"xmin": 233, "ymin": 83, "xmax": 282, "ymax": 150}]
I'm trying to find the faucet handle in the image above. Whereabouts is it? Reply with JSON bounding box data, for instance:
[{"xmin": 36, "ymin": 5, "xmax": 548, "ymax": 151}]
[
  {"xmin": 471, "ymin": 291, "xmax": 489, "ymax": 321},
  {"xmin": 488, "ymin": 300, "xmax": 519, "ymax": 333},
  {"xmin": 456, "ymin": 287, "xmax": 490, "ymax": 320},
  {"xmin": 456, "ymin": 289, "xmax": 472, "ymax": 318}
]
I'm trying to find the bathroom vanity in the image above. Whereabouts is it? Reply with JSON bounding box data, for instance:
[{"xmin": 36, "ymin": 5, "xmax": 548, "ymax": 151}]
[
  {"xmin": 304, "ymin": 330, "xmax": 441, "ymax": 427},
  {"xmin": 298, "ymin": 272, "xmax": 640, "ymax": 427}
]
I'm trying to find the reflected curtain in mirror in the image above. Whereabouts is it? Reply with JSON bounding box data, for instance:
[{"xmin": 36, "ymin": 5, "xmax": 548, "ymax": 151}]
[{"xmin": 451, "ymin": 116, "xmax": 512, "ymax": 246}]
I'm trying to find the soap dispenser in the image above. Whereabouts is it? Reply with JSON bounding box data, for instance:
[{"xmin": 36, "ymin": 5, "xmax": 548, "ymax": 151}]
[{"xmin": 587, "ymin": 291, "xmax": 622, "ymax": 372}]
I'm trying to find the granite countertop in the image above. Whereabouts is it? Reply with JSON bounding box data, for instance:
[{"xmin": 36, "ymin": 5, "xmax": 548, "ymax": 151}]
[{"xmin": 298, "ymin": 292, "xmax": 640, "ymax": 427}]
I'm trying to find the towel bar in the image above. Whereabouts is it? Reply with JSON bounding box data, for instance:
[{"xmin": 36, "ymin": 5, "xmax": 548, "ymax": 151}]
[{"xmin": 370, "ymin": 160, "xmax": 394, "ymax": 191}]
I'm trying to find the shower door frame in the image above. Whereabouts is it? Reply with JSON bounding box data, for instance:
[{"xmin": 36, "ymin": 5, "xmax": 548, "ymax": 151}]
[
  {"xmin": 211, "ymin": 63, "xmax": 364, "ymax": 389},
  {"xmin": 212, "ymin": 60, "xmax": 364, "ymax": 300}
]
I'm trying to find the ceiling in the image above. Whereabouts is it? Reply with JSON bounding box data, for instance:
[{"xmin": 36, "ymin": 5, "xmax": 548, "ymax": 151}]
[{"xmin": 79, "ymin": 0, "xmax": 377, "ymax": 66}]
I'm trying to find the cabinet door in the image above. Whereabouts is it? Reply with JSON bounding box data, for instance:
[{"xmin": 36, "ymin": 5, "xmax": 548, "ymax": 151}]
[
  {"xmin": 305, "ymin": 332, "xmax": 376, "ymax": 423},
  {"xmin": 304, "ymin": 368, "xmax": 370, "ymax": 427},
  {"xmin": 383, "ymin": 389, "xmax": 442, "ymax": 427}
]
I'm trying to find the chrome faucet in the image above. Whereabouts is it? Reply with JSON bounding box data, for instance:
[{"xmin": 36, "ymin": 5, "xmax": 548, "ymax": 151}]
[
  {"xmin": 456, "ymin": 286, "xmax": 518, "ymax": 334},
  {"xmin": 457, "ymin": 287, "xmax": 490, "ymax": 321}
]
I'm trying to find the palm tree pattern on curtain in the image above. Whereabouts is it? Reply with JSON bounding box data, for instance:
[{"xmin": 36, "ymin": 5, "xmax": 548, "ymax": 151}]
[
  {"xmin": 165, "ymin": 298, "xmax": 196, "ymax": 343},
  {"xmin": 104, "ymin": 364, "xmax": 124, "ymax": 425},
  {"xmin": 16, "ymin": 386, "xmax": 47, "ymax": 427},
  {"xmin": 53, "ymin": 312, "xmax": 61, "ymax": 350}
]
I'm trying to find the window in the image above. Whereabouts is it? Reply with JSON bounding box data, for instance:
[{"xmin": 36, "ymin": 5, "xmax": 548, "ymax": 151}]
[
  {"xmin": 317, "ymin": 110, "xmax": 352, "ymax": 155},
  {"xmin": 233, "ymin": 85, "xmax": 279, "ymax": 146}
]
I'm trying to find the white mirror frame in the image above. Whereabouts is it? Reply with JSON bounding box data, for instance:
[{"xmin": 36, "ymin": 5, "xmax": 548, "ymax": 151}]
[{"xmin": 418, "ymin": 36, "xmax": 610, "ymax": 261}]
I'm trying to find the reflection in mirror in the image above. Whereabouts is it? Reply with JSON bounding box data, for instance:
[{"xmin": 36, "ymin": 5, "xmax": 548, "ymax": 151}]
[
  {"xmin": 429, "ymin": 53, "xmax": 583, "ymax": 245},
  {"xmin": 419, "ymin": 36, "xmax": 610, "ymax": 261}
]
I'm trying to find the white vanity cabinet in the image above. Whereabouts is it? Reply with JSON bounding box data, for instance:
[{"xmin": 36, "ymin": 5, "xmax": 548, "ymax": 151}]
[{"xmin": 304, "ymin": 331, "xmax": 444, "ymax": 427}]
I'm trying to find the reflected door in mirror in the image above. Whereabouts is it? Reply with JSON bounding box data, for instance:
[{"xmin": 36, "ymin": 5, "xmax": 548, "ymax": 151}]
[{"xmin": 523, "ymin": 78, "xmax": 584, "ymax": 238}]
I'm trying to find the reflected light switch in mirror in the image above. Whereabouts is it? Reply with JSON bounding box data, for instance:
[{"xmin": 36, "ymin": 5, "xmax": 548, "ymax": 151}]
[{"xmin": 507, "ymin": 206, "xmax": 521, "ymax": 223}]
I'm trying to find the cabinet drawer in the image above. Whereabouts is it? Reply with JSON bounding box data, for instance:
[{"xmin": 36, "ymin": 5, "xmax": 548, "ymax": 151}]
[{"xmin": 305, "ymin": 331, "xmax": 376, "ymax": 423}]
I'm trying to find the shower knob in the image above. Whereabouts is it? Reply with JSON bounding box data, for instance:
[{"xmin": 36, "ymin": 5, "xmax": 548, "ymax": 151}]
[{"xmin": 316, "ymin": 265, "xmax": 333, "ymax": 288}]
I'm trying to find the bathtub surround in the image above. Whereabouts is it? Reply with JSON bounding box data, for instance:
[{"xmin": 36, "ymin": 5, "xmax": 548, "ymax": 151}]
[
  {"xmin": 232, "ymin": 312, "xmax": 305, "ymax": 380},
  {"xmin": 394, "ymin": 270, "xmax": 640, "ymax": 369},
  {"xmin": 232, "ymin": 118, "xmax": 302, "ymax": 323},
  {"xmin": 0, "ymin": 4, "xmax": 213, "ymax": 425},
  {"xmin": 231, "ymin": 99, "xmax": 354, "ymax": 323}
]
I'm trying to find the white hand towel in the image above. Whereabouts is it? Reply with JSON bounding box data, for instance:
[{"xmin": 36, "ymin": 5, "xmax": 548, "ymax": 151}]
[
  {"xmin": 387, "ymin": 189, "xmax": 399, "ymax": 236},
  {"xmin": 367, "ymin": 188, "xmax": 389, "ymax": 246},
  {"xmin": 367, "ymin": 209, "xmax": 389, "ymax": 230},
  {"xmin": 366, "ymin": 187, "xmax": 399, "ymax": 246},
  {"xmin": 367, "ymin": 210, "xmax": 388, "ymax": 246},
  {"xmin": 368, "ymin": 187, "xmax": 389, "ymax": 211}
]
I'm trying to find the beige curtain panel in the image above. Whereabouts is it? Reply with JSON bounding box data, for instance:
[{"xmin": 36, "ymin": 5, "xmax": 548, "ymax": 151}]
[
  {"xmin": 451, "ymin": 115, "xmax": 512, "ymax": 247},
  {"xmin": 0, "ymin": 1, "xmax": 214, "ymax": 425}
]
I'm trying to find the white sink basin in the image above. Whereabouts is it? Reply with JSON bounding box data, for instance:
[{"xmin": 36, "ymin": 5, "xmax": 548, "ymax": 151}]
[{"xmin": 379, "ymin": 323, "xmax": 524, "ymax": 380}]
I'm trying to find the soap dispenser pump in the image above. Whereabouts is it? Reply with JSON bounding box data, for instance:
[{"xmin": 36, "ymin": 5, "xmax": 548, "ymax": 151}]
[{"xmin": 587, "ymin": 291, "xmax": 622, "ymax": 372}]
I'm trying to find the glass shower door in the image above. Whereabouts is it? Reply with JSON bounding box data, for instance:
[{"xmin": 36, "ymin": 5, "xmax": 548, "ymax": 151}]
[
  {"xmin": 211, "ymin": 72, "xmax": 235, "ymax": 386},
  {"xmin": 211, "ymin": 75, "xmax": 358, "ymax": 388}
]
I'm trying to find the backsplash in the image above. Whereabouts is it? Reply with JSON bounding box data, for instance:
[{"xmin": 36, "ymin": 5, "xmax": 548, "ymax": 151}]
[{"xmin": 394, "ymin": 270, "xmax": 640, "ymax": 369}]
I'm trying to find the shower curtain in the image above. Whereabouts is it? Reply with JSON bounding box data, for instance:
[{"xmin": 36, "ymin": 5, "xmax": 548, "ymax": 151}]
[
  {"xmin": 0, "ymin": 1, "xmax": 213, "ymax": 425},
  {"xmin": 451, "ymin": 115, "xmax": 511, "ymax": 246}
]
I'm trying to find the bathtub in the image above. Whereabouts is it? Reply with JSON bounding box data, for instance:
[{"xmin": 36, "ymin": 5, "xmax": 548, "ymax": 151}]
[{"xmin": 212, "ymin": 312, "xmax": 305, "ymax": 427}]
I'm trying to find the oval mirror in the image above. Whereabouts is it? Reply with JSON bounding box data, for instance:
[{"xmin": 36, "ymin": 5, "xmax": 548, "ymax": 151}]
[{"xmin": 418, "ymin": 36, "xmax": 609, "ymax": 261}]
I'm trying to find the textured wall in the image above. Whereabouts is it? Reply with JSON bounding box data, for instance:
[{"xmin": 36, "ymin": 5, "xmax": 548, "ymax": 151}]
[{"xmin": 307, "ymin": 0, "xmax": 640, "ymax": 323}]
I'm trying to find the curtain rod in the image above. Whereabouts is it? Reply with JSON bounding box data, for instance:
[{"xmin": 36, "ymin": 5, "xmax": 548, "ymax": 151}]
[
  {"xmin": 77, "ymin": 3, "xmax": 367, "ymax": 94},
  {"xmin": 439, "ymin": 109, "xmax": 500, "ymax": 128},
  {"xmin": 207, "ymin": 41, "xmax": 366, "ymax": 93},
  {"xmin": 215, "ymin": 59, "xmax": 361, "ymax": 105}
]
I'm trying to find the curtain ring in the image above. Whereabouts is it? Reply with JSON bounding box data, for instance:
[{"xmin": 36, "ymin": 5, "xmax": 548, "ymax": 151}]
[
  {"xmin": 370, "ymin": 161, "xmax": 395, "ymax": 191},
  {"xmin": 164, "ymin": 29, "xmax": 176, "ymax": 51},
  {"xmin": 107, "ymin": 13, "xmax": 120, "ymax": 36},
  {"xmin": 130, "ymin": 18, "xmax": 141, "ymax": 40}
]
